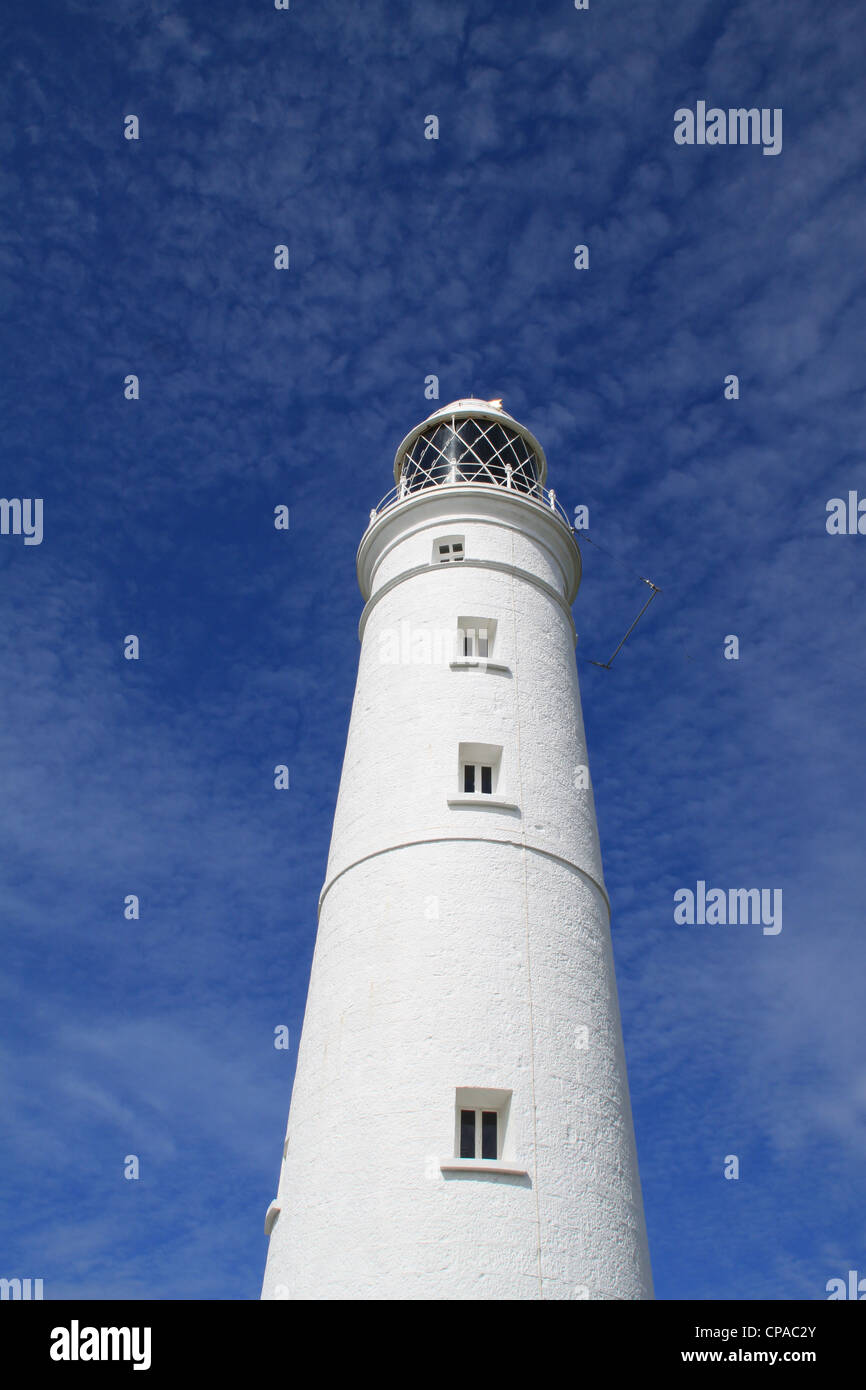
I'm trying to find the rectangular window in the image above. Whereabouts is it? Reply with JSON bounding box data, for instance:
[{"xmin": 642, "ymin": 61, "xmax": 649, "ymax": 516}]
[
  {"xmin": 460, "ymin": 627, "xmax": 489, "ymax": 658},
  {"xmin": 461, "ymin": 763, "xmax": 494, "ymax": 794},
  {"xmin": 457, "ymin": 617, "xmax": 496, "ymax": 661},
  {"xmin": 454, "ymin": 1088, "xmax": 512, "ymax": 1164},
  {"xmin": 457, "ymin": 744, "xmax": 504, "ymax": 801},
  {"xmin": 434, "ymin": 536, "xmax": 465, "ymax": 564}
]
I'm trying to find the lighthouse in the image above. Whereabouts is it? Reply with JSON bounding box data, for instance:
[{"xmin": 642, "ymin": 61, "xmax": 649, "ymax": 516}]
[{"xmin": 261, "ymin": 399, "xmax": 653, "ymax": 1300}]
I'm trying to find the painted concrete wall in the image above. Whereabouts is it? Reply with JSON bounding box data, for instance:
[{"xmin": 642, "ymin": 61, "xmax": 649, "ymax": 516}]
[{"xmin": 261, "ymin": 484, "xmax": 653, "ymax": 1300}]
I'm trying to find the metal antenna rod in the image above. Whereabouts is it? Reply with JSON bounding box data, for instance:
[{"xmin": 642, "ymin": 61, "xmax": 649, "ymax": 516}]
[{"xmin": 587, "ymin": 583, "xmax": 661, "ymax": 670}]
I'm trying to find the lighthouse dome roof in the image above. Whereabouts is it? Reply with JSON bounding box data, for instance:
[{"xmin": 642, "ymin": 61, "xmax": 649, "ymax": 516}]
[{"xmin": 393, "ymin": 398, "xmax": 548, "ymax": 490}]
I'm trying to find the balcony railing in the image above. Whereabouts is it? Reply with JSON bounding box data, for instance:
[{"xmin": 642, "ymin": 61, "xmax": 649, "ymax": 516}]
[{"xmin": 366, "ymin": 475, "xmax": 575, "ymax": 533}]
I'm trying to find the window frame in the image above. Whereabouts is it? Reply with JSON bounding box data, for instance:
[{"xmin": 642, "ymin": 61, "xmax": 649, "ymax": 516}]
[
  {"xmin": 462, "ymin": 762, "xmax": 494, "ymax": 795},
  {"xmin": 457, "ymin": 616, "xmax": 495, "ymax": 660},
  {"xmin": 434, "ymin": 536, "xmax": 465, "ymax": 564},
  {"xmin": 459, "ymin": 1107, "xmax": 500, "ymax": 1161},
  {"xmin": 450, "ymin": 617, "xmax": 508, "ymax": 675},
  {"xmin": 449, "ymin": 743, "xmax": 519, "ymax": 811},
  {"xmin": 442, "ymin": 1087, "xmax": 525, "ymax": 1175}
]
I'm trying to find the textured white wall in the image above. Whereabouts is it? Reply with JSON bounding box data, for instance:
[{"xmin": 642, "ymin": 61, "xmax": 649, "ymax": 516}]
[{"xmin": 261, "ymin": 487, "xmax": 653, "ymax": 1300}]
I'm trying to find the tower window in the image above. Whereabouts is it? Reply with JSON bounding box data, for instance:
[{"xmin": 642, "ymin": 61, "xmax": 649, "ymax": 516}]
[
  {"xmin": 453, "ymin": 1088, "xmax": 513, "ymax": 1163},
  {"xmin": 458, "ymin": 743, "xmax": 501, "ymax": 797},
  {"xmin": 462, "ymin": 763, "xmax": 493, "ymax": 793},
  {"xmin": 433, "ymin": 535, "xmax": 465, "ymax": 563},
  {"xmin": 459, "ymin": 1109, "xmax": 498, "ymax": 1159},
  {"xmin": 457, "ymin": 616, "xmax": 496, "ymax": 661}
]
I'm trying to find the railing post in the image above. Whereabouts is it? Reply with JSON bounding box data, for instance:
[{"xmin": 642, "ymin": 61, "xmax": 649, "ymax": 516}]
[{"xmin": 549, "ymin": 488, "xmax": 556, "ymax": 511}]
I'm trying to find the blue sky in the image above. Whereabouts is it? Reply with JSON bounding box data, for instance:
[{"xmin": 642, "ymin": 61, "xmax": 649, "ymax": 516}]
[{"xmin": 1, "ymin": 0, "xmax": 864, "ymax": 1300}]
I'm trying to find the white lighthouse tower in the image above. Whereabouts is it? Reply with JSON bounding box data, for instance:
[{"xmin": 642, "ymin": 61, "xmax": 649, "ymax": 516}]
[{"xmin": 261, "ymin": 399, "xmax": 653, "ymax": 1300}]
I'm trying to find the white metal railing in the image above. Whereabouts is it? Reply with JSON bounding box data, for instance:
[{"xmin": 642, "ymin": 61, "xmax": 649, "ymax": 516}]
[{"xmin": 366, "ymin": 477, "xmax": 575, "ymax": 532}]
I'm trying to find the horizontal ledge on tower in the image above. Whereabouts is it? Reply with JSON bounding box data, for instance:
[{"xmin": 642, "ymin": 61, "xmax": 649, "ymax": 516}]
[
  {"xmin": 446, "ymin": 795, "xmax": 520, "ymax": 813},
  {"xmin": 449, "ymin": 660, "xmax": 511, "ymax": 675},
  {"xmin": 264, "ymin": 1200, "xmax": 281, "ymax": 1237},
  {"xmin": 439, "ymin": 1159, "xmax": 530, "ymax": 1178}
]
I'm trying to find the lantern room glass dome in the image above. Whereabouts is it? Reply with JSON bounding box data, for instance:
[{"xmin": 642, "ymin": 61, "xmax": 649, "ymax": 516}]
[{"xmin": 393, "ymin": 400, "xmax": 548, "ymax": 498}]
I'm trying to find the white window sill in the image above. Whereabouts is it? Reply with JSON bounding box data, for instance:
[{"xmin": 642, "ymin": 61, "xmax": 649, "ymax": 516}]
[
  {"xmin": 449, "ymin": 660, "xmax": 511, "ymax": 674},
  {"xmin": 439, "ymin": 1159, "xmax": 529, "ymax": 1177},
  {"xmin": 447, "ymin": 795, "xmax": 520, "ymax": 812}
]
